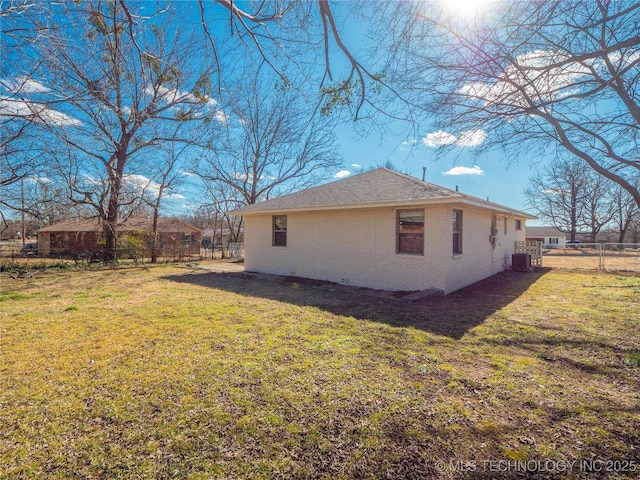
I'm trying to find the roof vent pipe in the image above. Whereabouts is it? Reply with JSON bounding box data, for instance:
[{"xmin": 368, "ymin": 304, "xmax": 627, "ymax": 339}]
[{"xmin": 422, "ymin": 166, "xmax": 426, "ymax": 182}]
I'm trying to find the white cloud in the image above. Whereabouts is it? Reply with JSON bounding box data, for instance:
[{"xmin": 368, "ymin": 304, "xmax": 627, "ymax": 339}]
[
  {"xmin": 124, "ymin": 174, "xmax": 151, "ymax": 188},
  {"xmin": 334, "ymin": 170, "xmax": 351, "ymax": 178},
  {"xmin": 182, "ymin": 203, "xmax": 201, "ymax": 211},
  {"xmin": 0, "ymin": 96, "xmax": 82, "ymax": 126},
  {"xmin": 16, "ymin": 77, "xmax": 50, "ymax": 93},
  {"xmin": 232, "ymin": 171, "xmax": 277, "ymax": 182},
  {"xmin": 422, "ymin": 130, "xmax": 458, "ymax": 147},
  {"xmin": 26, "ymin": 176, "xmax": 51, "ymax": 184},
  {"xmin": 164, "ymin": 192, "xmax": 185, "ymax": 199},
  {"xmin": 145, "ymin": 85, "xmax": 218, "ymax": 107},
  {"xmin": 213, "ymin": 109, "xmax": 228, "ymax": 125},
  {"xmin": 38, "ymin": 107, "xmax": 82, "ymax": 127},
  {"xmin": 459, "ymin": 49, "xmax": 595, "ymax": 110},
  {"xmin": 144, "ymin": 85, "xmax": 226, "ymax": 124},
  {"xmin": 82, "ymin": 174, "xmax": 102, "ymax": 186},
  {"xmin": 123, "ymin": 174, "xmax": 184, "ymax": 199},
  {"xmin": 422, "ymin": 129, "xmax": 487, "ymax": 148},
  {"xmin": 351, "ymin": 163, "xmax": 362, "ymax": 169},
  {"xmin": 457, "ymin": 129, "xmax": 487, "ymax": 147},
  {"xmin": 443, "ymin": 165, "xmax": 484, "ymax": 176},
  {"xmin": 1, "ymin": 76, "xmax": 51, "ymax": 94}
]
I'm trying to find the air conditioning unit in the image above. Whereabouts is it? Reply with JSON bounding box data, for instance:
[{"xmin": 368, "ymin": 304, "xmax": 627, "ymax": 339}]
[{"xmin": 512, "ymin": 253, "xmax": 531, "ymax": 272}]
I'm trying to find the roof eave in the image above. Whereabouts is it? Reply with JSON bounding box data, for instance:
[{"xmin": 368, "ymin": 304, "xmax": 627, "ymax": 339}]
[
  {"xmin": 453, "ymin": 198, "xmax": 537, "ymax": 220},
  {"xmin": 230, "ymin": 197, "xmax": 537, "ymax": 219}
]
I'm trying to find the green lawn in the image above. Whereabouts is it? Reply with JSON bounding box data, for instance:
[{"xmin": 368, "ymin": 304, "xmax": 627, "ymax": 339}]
[{"xmin": 1, "ymin": 265, "xmax": 639, "ymax": 479}]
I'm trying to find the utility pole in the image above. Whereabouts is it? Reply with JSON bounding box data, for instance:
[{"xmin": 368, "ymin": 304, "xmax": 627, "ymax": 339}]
[{"xmin": 21, "ymin": 177, "xmax": 26, "ymax": 246}]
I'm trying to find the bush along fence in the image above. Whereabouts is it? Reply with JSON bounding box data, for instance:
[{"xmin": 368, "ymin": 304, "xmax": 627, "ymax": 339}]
[{"xmin": 1, "ymin": 240, "xmax": 245, "ymax": 265}]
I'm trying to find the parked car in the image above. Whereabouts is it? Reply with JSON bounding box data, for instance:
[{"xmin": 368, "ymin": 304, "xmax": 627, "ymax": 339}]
[{"xmin": 19, "ymin": 242, "xmax": 38, "ymax": 256}]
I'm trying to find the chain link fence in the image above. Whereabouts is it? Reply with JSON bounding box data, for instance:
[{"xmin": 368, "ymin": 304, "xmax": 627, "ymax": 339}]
[
  {"xmin": 542, "ymin": 243, "xmax": 640, "ymax": 273},
  {"xmin": 1, "ymin": 240, "xmax": 245, "ymax": 266}
]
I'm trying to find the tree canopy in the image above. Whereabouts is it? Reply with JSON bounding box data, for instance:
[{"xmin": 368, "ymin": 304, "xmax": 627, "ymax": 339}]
[
  {"xmin": 2, "ymin": 0, "xmax": 640, "ymax": 251},
  {"xmin": 378, "ymin": 0, "xmax": 640, "ymax": 207}
]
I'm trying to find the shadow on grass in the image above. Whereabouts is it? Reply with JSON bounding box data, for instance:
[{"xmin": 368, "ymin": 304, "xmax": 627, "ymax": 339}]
[{"xmin": 163, "ymin": 267, "xmax": 551, "ymax": 340}]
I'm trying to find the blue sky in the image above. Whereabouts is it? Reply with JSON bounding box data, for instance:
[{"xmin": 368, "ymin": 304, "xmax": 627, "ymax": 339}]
[
  {"xmin": 1, "ymin": 0, "xmax": 542, "ymax": 223},
  {"xmin": 310, "ymin": 0, "xmax": 539, "ymax": 219},
  {"xmin": 6, "ymin": 0, "xmax": 635, "ymax": 227},
  {"xmin": 163, "ymin": 121, "xmax": 538, "ymax": 220},
  {"xmin": 333, "ymin": 124, "xmax": 536, "ymax": 214}
]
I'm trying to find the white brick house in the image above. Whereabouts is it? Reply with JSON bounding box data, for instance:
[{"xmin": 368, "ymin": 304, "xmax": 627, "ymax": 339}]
[
  {"xmin": 526, "ymin": 226, "xmax": 567, "ymax": 248},
  {"xmin": 231, "ymin": 168, "xmax": 536, "ymax": 294}
]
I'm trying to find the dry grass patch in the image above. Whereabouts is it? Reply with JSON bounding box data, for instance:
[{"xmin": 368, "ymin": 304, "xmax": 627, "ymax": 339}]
[{"xmin": 1, "ymin": 266, "xmax": 639, "ymax": 479}]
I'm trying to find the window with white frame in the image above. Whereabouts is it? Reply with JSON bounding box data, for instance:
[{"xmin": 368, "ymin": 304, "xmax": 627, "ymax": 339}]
[{"xmin": 272, "ymin": 215, "xmax": 287, "ymax": 247}]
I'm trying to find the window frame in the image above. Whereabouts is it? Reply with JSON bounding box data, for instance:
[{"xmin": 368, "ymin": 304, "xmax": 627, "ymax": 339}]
[
  {"xmin": 272, "ymin": 215, "xmax": 287, "ymax": 247},
  {"xmin": 515, "ymin": 219, "xmax": 522, "ymax": 231},
  {"xmin": 453, "ymin": 209, "xmax": 463, "ymax": 255},
  {"xmin": 396, "ymin": 209, "xmax": 425, "ymax": 255}
]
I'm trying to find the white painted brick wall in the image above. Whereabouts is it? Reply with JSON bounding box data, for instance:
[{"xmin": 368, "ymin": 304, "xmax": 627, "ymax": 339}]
[{"xmin": 243, "ymin": 205, "xmax": 527, "ymax": 294}]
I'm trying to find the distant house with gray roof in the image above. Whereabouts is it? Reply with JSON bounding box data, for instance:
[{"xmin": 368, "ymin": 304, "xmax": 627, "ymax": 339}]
[
  {"xmin": 526, "ymin": 226, "xmax": 567, "ymax": 248},
  {"xmin": 231, "ymin": 168, "xmax": 536, "ymax": 294}
]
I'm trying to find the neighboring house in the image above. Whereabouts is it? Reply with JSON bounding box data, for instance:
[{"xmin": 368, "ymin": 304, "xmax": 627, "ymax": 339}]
[
  {"xmin": 526, "ymin": 226, "xmax": 567, "ymax": 248},
  {"xmin": 201, "ymin": 225, "xmax": 245, "ymax": 258},
  {"xmin": 230, "ymin": 168, "xmax": 536, "ymax": 294},
  {"xmin": 201, "ymin": 225, "xmax": 244, "ymax": 249},
  {"xmin": 37, "ymin": 217, "xmax": 201, "ymax": 259}
]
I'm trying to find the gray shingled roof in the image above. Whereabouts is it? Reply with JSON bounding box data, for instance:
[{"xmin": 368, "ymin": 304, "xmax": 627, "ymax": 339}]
[
  {"xmin": 230, "ymin": 168, "xmax": 536, "ymax": 218},
  {"xmin": 526, "ymin": 226, "xmax": 566, "ymax": 237}
]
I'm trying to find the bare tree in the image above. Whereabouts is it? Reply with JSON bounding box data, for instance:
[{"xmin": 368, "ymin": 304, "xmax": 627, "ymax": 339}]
[
  {"xmin": 203, "ymin": 181, "xmax": 245, "ymax": 258},
  {"xmin": 0, "ymin": 176, "xmax": 80, "ymax": 226},
  {"xmin": 581, "ymin": 174, "xmax": 617, "ymax": 242},
  {"xmin": 9, "ymin": 1, "xmax": 218, "ymax": 261},
  {"xmin": 143, "ymin": 136, "xmax": 196, "ymax": 264},
  {"xmin": 0, "ymin": 2, "xmax": 53, "ymax": 190},
  {"xmin": 526, "ymin": 158, "xmax": 615, "ymax": 241},
  {"xmin": 195, "ymin": 68, "xmax": 342, "ymax": 205},
  {"xmin": 383, "ymin": 0, "xmax": 640, "ymax": 207},
  {"xmin": 197, "ymin": 0, "xmax": 394, "ymax": 121},
  {"xmin": 609, "ymin": 183, "xmax": 640, "ymax": 243},
  {"xmin": 187, "ymin": 183, "xmax": 244, "ymax": 260}
]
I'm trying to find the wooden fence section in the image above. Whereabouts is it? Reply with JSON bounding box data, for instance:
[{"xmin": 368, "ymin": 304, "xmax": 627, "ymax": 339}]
[{"xmin": 515, "ymin": 241, "xmax": 543, "ymax": 267}]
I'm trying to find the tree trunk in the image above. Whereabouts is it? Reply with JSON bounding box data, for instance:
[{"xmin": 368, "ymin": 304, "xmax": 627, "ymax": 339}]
[
  {"xmin": 104, "ymin": 150, "xmax": 127, "ymax": 264},
  {"xmin": 104, "ymin": 188, "xmax": 120, "ymax": 263},
  {"xmin": 151, "ymin": 211, "xmax": 160, "ymax": 264}
]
